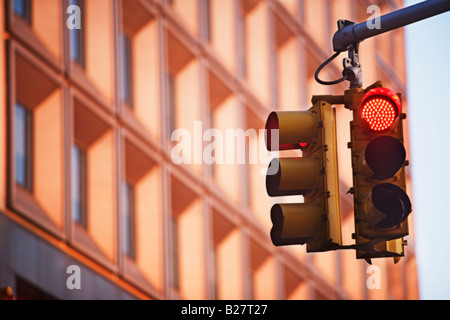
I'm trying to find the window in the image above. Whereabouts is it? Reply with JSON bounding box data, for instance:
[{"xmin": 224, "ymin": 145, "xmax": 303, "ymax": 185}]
[
  {"xmin": 170, "ymin": 213, "xmax": 180, "ymax": 289},
  {"xmin": 72, "ymin": 145, "xmax": 87, "ymax": 227},
  {"xmin": 69, "ymin": 0, "xmax": 85, "ymax": 66},
  {"xmin": 237, "ymin": 1, "xmax": 247, "ymax": 77},
  {"xmin": 123, "ymin": 182, "xmax": 136, "ymax": 259},
  {"xmin": 211, "ymin": 244, "xmax": 218, "ymax": 299},
  {"xmin": 166, "ymin": 31, "xmax": 195, "ymax": 143},
  {"xmin": 120, "ymin": 33, "xmax": 133, "ymax": 106},
  {"xmin": 13, "ymin": 0, "xmax": 31, "ymax": 24},
  {"xmin": 247, "ymin": 271, "xmax": 254, "ymax": 300},
  {"xmin": 204, "ymin": 0, "xmax": 211, "ymax": 42},
  {"xmin": 15, "ymin": 103, "xmax": 32, "ymax": 191},
  {"xmin": 167, "ymin": 73, "xmax": 176, "ymax": 138},
  {"xmin": 208, "ymin": 108, "xmax": 215, "ymax": 177}
]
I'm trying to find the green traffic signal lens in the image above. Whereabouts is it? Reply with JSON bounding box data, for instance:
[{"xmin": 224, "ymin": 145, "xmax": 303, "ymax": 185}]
[{"xmin": 372, "ymin": 183, "xmax": 411, "ymax": 228}]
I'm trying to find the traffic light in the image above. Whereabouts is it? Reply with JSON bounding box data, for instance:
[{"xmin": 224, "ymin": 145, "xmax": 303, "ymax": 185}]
[
  {"xmin": 265, "ymin": 100, "xmax": 342, "ymax": 252},
  {"xmin": 346, "ymin": 83, "xmax": 411, "ymax": 262}
]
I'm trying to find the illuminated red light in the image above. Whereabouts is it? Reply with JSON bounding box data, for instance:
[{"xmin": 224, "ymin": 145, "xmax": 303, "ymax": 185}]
[{"xmin": 360, "ymin": 88, "xmax": 401, "ymax": 132}]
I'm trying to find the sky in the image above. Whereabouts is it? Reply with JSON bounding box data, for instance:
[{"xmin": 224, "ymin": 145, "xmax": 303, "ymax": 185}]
[{"xmin": 403, "ymin": 0, "xmax": 450, "ymax": 300}]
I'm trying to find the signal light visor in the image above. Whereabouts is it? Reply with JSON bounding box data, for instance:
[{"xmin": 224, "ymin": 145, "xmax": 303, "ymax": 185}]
[{"xmin": 265, "ymin": 111, "xmax": 315, "ymax": 151}]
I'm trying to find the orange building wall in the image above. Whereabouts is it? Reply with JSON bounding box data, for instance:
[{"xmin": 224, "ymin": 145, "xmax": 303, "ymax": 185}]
[{"xmin": 0, "ymin": 0, "xmax": 418, "ymax": 300}]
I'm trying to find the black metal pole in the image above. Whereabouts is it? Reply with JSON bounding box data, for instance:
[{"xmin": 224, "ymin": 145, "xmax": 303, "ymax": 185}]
[{"xmin": 333, "ymin": 0, "xmax": 450, "ymax": 52}]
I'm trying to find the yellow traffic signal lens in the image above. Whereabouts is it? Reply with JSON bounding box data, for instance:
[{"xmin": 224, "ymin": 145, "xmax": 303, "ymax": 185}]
[
  {"xmin": 360, "ymin": 88, "xmax": 401, "ymax": 132},
  {"xmin": 266, "ymin": 158, "xmax": 318, "ymax": 197}
]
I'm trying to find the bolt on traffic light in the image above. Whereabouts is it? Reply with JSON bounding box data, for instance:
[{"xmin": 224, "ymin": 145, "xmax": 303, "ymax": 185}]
[
  {"xmin": 346, "ymin": 83, "xmax": 412, "ymax": 263},
  {"xmin": 265, "ymin": 100, "xmax": 342, "ymax": 253}
]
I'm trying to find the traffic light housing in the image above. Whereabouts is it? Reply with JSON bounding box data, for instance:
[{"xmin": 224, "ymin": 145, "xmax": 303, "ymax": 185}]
[
  {"xmin": 346, "ymin": 83, "xmax": 411, "ymax": 262},
  {"xmin": 265, "ymin": 100, "xmax": 342, "ymax": 252}
]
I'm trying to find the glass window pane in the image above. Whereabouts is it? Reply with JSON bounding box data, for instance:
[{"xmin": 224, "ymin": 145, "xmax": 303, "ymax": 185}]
[
  {"xmin": 13, "ymin": 0, "xmax": 25, "ymax": 16},
  {"xmin": 120, "ymin": 33, "xmax": 132, "ymax": 106},
  {"xmin": 123, "ymin": 182, "xmax": 135, "ymax": 258},
  {"xmin": 69, "ymin": 28, "xmax": 80, "ymax": 62},
  {"xmin": 15, "ymin": 104, "xmax": 27, "ymax": 187},
  {"xmin": 71, "ymin": 145, "xmax": 81, "ymax": 223},
  {"xmin": 123, "ymin": 183, "xmax": 129, "ymax": 254},
  {"xmin": 167, "ymin": 73, "xmax": 175, "ymax": 136},
  {"xmin": 72, "ymin": 145, "xmax": 86, "ymax": 226},
  {"xmin": 170, "ymin": 214, "xmax": 179, "ymax": 289},
  {"xmin": 69, "ymin": 0, "xmax": 84, "ymax": 66},
  {"xmin": 211, "ymin": 244, "xmax": 218, "ymax": 299},
  {"xmin": 13, "ymin": 0, "xmax": 31, "ymax": 24},
  {"xmin": 205, "ymin": 0, "xmax": 211, "ymax": 41}
]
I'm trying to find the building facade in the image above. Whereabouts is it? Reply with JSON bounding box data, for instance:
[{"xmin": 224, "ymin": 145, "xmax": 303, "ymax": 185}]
[{"xmin": 0, "ymin": 0, "xmax": 419, "ymax": 300}]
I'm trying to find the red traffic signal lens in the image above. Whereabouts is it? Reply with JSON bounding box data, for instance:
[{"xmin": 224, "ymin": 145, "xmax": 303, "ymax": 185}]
[{"xmin": 361, "ymin": 88, "xmax": 401, "ymax": 132}]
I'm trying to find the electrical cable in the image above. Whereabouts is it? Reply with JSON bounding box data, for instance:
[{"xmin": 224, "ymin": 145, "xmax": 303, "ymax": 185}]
[{"xmin": 314, "ymin": 51, "xmax": 348, "ymax": 86}]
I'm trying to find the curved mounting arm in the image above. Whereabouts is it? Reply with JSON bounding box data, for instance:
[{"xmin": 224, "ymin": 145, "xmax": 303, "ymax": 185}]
[
  {"xmin": 332, "ymin": 0, "xmax": 450, "ymax": 53},
  {"xmin": 317, "ymin": 0, "xmax": 450, "ymax": 88}
]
